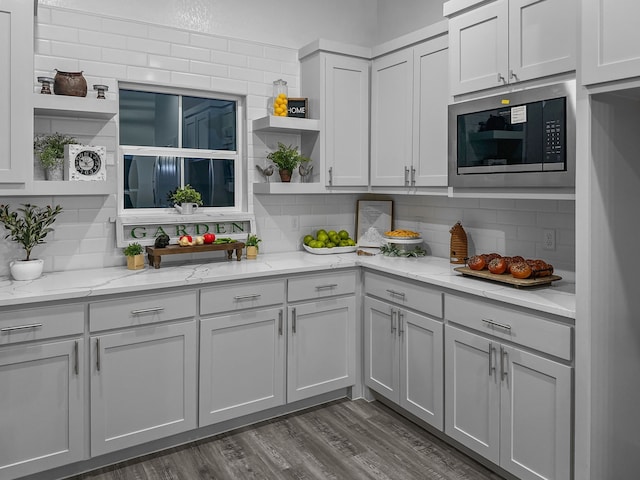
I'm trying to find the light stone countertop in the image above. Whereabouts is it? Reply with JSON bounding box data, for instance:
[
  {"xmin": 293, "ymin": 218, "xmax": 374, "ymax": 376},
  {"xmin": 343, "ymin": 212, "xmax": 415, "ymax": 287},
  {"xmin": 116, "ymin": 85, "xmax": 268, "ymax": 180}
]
[{"xmin": 0, "ymin": 252, "xmax": 575, "ymax": 319}]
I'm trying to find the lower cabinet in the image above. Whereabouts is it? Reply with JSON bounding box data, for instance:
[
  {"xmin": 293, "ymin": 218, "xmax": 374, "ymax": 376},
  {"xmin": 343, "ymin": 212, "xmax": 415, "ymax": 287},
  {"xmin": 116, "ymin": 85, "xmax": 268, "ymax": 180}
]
[
  {"xmin": 287, "ymin": 296, "xmax": 356, "ymax": 402},
  {"xmin": 90, "ymin": 320, "xmax": 197, "ymax": 456},
  {"xmin": 199, "ymin": 307, "xmax": 286, "ymax": 426},
  {"xmin": 445, "ymin": 324, "xmax": 571, "ymax": 480},
  {"xmin": 364, "ymin": 296, "xmax": 444, "ymax": 429},
  {"xmin": 0, "ymin": 338, "xmax": 84, "ymax": 479}
]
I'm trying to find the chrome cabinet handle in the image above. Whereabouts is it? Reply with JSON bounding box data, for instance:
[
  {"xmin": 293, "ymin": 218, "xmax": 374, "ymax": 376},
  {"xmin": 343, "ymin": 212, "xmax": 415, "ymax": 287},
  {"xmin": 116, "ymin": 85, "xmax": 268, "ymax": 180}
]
[
  {"xmin": 315, "ymin": 284, "xmax": 338, "ymax": 290},
  {"xmin": 488, "ymin": 343, "xmax": 496, "ymax": 377},
  {"xmin": 404, "ymin": 166, "xmax": 410, "ymax": 186},
  {"xmin": 500, "ymin": 346, "xmax": 508, "ymax": 381},
  {"xmin": 292, "ymin": 308, "xmax": 296, "ymax": 334},
  {"xmin": 410, "ymin": 166, "xmax": 416, "ymax": 186},
  {"xmin": 482, "ymin": 318, "xmax": 511, "ymax": 331},
  {"xmin": 233, "ymin": 294, "xmax": 261, "ymax": 301},
  {"xmin": 96, "ymin": 338, "xmax": 101, "ymax": 372},
  {"xmin": 398, "ymin": 311, "xmax": 404, "ymax": 337},
  {"xmin": 497, "ymin": 73, "xmax": 507, "ymax": 84},
  {"xmin": 130, "ymin": 307, "xmax": 164, "ymax": 315},
  {"xmin": 0, "ymin": 323, "xmax": 43, "ymax": 332},
  {"xmin": 278, "ymin": 310, "xmax": 283, "ymax": 336},
  {"xmin": 386, "ymin": 289, "xmax": 406, "ymax": 298},
  {"xmin": 391, "ymin": 309, "xmax": 397, "ymax": 335},
  {"xmin": 328, "ymin": 167, "xmax": 333, "ymax": 186},
  {"xmin": 74, "ymin": 340, "xmax": 79, "ymax": 376},
  {"xmin": 509, "ymin": 69, "xmax": 518, "ymax": 81}
]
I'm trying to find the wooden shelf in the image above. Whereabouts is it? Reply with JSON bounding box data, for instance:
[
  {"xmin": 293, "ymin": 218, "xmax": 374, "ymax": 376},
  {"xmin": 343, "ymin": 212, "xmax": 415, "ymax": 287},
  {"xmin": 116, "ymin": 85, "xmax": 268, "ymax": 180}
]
[
  {"xmin": 146, "ymin": 243, "xmax": 245, "ymax": 269},
  {"xmin": 33, "ymin": 93, "xmax": 117, "ymax": 119},
  {"xmin": 252, "ymin": 116, "xmax": 320, "ymax": 134}
]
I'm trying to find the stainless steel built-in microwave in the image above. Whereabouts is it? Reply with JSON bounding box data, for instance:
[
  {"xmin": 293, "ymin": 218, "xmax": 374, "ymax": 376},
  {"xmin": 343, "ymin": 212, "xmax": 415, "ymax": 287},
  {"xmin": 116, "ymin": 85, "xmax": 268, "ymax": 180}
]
[{"xmin": 448, "ymin": 81, "xmax": 575, "ymax": 188}]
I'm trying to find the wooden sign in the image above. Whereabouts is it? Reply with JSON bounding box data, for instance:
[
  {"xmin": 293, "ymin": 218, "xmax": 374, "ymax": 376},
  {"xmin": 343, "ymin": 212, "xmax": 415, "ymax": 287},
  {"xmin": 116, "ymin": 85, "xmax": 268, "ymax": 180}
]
[{"xmin": 287, "ymin": 98, "xmax": 308, "ymax": 118}]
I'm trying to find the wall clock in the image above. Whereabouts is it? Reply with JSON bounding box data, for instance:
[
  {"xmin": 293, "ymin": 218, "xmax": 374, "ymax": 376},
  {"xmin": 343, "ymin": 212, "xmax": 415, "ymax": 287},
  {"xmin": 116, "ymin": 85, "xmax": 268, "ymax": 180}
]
[{"xmin": 64, "ymin": 144, "xmax": 107, "ymax": 181}]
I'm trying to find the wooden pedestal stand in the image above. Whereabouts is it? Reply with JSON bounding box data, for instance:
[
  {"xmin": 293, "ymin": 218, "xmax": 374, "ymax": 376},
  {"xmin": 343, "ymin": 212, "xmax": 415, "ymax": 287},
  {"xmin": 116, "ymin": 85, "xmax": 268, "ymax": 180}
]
[{"xmin": 145, "ymin": 242, "xmax": 245, "ymax": 269}]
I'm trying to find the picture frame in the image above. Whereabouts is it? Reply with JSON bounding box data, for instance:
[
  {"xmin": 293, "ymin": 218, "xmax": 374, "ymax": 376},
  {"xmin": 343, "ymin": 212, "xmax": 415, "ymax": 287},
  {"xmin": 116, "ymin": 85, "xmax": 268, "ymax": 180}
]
[
  {"xmin": 287, "ymin": 98, "xmax": 308, "ymax": 118},
  {"xmin": 356, "ymin": 199, "xmax": 393, "ymax": 247}
]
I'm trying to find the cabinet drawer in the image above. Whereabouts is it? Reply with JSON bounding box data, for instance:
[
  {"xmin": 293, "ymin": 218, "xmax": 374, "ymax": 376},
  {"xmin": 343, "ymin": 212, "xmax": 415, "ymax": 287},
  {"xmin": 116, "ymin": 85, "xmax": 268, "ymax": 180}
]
[
  {"xmin": 0, "ymin": 304, "xmax": 84, "ymax": 345},
  {"xmin": 364, "ymin": 271, "xmax": 443, "ymax": 318},
  {"xmin": 288, "ymin": 270, "xmax": 357, "ymax": 302},
  {"xmin": 444, "ymin": 294, "xmax": 572, "ymax": 360},
  {"xmin": 200, "ymin": 279, "xmax": 285, "ymax": 315},
  {"xmin": 90, "ymin": 290, "xmax": 196, "ymax": 332}
]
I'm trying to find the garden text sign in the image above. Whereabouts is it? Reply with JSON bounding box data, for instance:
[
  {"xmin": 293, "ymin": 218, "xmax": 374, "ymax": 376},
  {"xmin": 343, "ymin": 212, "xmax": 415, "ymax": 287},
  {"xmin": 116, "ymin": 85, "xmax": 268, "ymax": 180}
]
[{"xmin": 125, "ymin": 221, "xmax": 251, "ymax": 241}]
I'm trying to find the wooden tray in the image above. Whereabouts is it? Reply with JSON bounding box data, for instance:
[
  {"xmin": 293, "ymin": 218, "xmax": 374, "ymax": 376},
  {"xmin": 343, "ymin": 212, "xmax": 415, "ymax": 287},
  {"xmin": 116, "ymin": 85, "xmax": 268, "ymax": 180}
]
[
  {"xmin": 453, "ymin": 266, "xmax": 562, "ymax": 288},
  {"xmin": 146, "ymin": 242, "xmax": 245, "ymax": 269}
]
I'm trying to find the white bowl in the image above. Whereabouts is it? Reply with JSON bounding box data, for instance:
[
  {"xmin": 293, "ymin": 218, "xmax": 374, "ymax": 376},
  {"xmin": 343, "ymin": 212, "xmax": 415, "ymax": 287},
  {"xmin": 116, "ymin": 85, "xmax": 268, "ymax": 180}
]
[{"xmin": 303, "ymin": 244, "xmax": 357, "ymax": 255}]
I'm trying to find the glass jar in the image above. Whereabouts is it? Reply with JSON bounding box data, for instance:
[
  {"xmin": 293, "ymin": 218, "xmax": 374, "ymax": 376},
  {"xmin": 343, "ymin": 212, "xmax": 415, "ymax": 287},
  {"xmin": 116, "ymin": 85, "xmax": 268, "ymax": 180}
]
[{"xmin": 270, "ymin": 79, "xmax": 288, "ymax": 117}]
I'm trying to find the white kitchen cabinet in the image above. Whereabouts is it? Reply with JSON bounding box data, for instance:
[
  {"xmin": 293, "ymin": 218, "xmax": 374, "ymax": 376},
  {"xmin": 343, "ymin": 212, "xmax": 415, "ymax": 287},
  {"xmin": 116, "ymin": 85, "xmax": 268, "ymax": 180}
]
[
  {"xmin": 445, "ymin": 323, "xmax": 572, "ymax": 480},
  {"xmin": 199, "ymin": 307, "xmax": 286, "ymax": 426},
  {"xmin": 0, "ymin": 0, "xmax": 33, "ymax": 186},
  {"xmin": 300, "ymin": 49, "xmax": 370, "ymax": 187},
  {"xmin": 371, "ymin": 35, "xmax": 449, "ymax": 187},
  {"xmin": 89, "ymin": 291, "xmax": 197, "ymax": 456},
  {"xmin": 446, "ymin": 0, "xmax": 576, "ymax": 96},
  {"xmin": 582, "ymin": 0, "xmax": 640, "ymax": 86},
  {"xmin": 364, "ymin": 295, "xmax": 444, "ymax": 430},
  {"xmin": 0, "ymin": 303, "xmax": 85, "ymax": 479}
]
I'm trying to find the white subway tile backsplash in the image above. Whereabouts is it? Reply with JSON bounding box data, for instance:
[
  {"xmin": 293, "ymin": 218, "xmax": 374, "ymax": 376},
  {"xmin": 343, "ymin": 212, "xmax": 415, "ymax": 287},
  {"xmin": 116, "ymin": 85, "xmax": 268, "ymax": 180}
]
[
  {"xmin": 229, "ymin": 66, "xmax": 266, "ymax": 83},
  {"xmin": 50, "ymin": 9, "xmax": 102, "ymax": 32},
  {"xmin": 170, "ymin": 71, "xmax": 211, "ymax": 89},
  {"xmin": 149, "ymin": 55, "xmax": 190, "ymax": 72},
  {"xmin": 37, "ymin": 23, "xmax": 79, "ymax": 43},
  {"xmin": 50, "ymin": 40, "xmax": 102, "ymax": 61},
  {"xmin": 78, "ymin": 30, "xmax": 127, "ymax": 49},
  {"xmin": 149, "ymin": 25, "xmax": 190, "ymax": 45},
  {"xmin": 264, "ymin": 46, "xmax": 298, "ymax": 63},
  {"xmin": 101, "ymin": 17, "xmax": 148, "ymax": 38},
  {"xmin": 77, "ymin": 60, "xmax": 128, "ymax": 81},
  {"xmin": 127, "ymin": 37, "xmax": 171, "ymax": 56},
  {"xmin": 209, "ymin": 77, "xmax": 248, "ymax": 95},
  {"xmin": 248, "ymin": 57, "xmax": 283, "ymax": 74},
  {"xmin": 211, "ymin": 50, "xmax": 248, "ymax": 68},
  {"xmin": 189, "ymin": 60, "xmax": 228, "ymax": 78},
  {"xmin": 35, "ymin": 54, "xmax": 79, "ymax": 74},
  {"xmin": 126, "ymin": 65, "xmax": 171, "ymax": 83},
  {"xmin": 190, "ymin": 33, "xmax": 228, "ymax": 51},
  {"xmin": 228, "ymin": 40, "xmax": 264, "ymax": 58},
  {"xmin": 170, "ymin": 43, "xmax": 211, "ymax": 62},
  {"xmin": 102, "ymin": 47, "xmax": 147, "ymax": 66},
  {"xmin": 35, "ymin": 39, "xmax": 51, "ymax": 56}
]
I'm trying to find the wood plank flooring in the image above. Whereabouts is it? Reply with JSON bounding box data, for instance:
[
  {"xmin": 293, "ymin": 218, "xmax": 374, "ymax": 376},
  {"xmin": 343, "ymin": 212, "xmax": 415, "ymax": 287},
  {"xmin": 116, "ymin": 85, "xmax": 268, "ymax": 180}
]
[{"xmin": 71, "ymin": 399, "xmax": 504, "ymax": 480}]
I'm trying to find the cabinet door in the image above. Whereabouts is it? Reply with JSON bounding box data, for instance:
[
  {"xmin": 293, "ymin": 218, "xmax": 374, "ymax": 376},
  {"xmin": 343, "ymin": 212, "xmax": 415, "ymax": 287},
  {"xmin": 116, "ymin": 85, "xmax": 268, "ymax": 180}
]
[
  {"xmin": 413, "ymin": 38, "xmax": 449, "ymax": 187},
  {"xmin": 287, "ymin": 296, "xmax": 356, "ymax": 402},
  {"xmin": 0, "ymin": 0, "xmax": 32, "ymax": 184},
  {"xmin": 582, "ymin": 0, "xmax": 640, "ymax": 85},
  {"xmin": 363, "ymin": 296, "xmax": 399, "ymax": 402},
  {"xmin": 449, "ymin": 0, "xmax": 509, "ymax": 96},
  {"xmin": 444, "ymin": 325, "xmax": 500, "ymax": 464},
  {"xmin": 500, "ymin": 345, "xmax": 572, "ymax": 480},
  {"xmin": 399, "ymin": 309, "xmax": 444, "ymax": 430},
  {"xmin": 0, "ymin": 339, "xmax": 84, "ymax": 479},
  {"xmin": 370, "ymin": 49, "xmax": 413, "ymax": 186},
  {"xmin": 199, "ymin": 307, "xmax": 286, "ymax": 426},
  {"xmin": 509, "ymin": 0, "xmax": 576, "ymax": 82},
  {"xmin": 324, "ymin": 55, "xmax": 369, "ymax": 187},
  {"xmin": 90, "ymin": 321, "xmax": 197, "ymax": 456}
]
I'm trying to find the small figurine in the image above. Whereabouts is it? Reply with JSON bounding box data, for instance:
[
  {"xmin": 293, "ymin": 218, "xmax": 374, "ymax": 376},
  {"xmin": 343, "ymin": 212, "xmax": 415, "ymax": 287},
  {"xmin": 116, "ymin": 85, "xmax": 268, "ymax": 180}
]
[
  {"xmin": 154, "ymin": 234, "xmax": 170, "ymax": 248},
  {"xmin": 298, "ymin": 163, "xmax": 313, "ymax": 183},
  {"xmin": 256, "ymin": 164, "xmax": 275, "ymax": 182}
]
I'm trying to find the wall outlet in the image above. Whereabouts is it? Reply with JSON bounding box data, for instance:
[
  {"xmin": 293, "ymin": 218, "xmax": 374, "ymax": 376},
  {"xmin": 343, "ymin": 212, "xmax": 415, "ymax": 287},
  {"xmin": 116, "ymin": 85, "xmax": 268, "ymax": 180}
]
[{"xmin": 543, "ymin": 229, "xmax": 556, "ymax": 250}]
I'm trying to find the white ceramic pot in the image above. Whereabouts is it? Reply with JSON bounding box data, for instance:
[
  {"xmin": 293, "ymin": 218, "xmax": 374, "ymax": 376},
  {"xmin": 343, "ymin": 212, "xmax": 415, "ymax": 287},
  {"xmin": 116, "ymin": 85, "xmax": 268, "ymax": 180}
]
[
  {"xmin": 174, "ymin": 203, "xmax": 198, "ymax": 214},
  {"xmin": 10, "ymin": 259, "xmax": 44, "ymax": 281}
]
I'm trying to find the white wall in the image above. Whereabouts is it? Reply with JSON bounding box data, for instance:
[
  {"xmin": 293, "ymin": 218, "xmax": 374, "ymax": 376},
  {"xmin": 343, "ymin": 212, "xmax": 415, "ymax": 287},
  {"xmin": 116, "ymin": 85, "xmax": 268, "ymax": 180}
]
[{"xmin": 376, "ymin": 0, "xmax": 446, "ymax": 43}]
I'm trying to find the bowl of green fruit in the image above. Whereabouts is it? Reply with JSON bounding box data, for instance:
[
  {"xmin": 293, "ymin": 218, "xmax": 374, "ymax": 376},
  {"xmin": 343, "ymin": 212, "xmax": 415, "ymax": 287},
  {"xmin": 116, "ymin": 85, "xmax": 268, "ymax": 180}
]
[{"xmin": 302, "ymin": 229, "xmax": 357, "ymax": 255}]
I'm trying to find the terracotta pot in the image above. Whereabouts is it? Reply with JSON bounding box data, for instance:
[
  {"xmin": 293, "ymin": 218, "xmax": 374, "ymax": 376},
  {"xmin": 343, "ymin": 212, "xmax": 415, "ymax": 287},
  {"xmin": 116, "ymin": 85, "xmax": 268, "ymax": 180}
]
[
  {"xmin": 279, "ymin": 169, "xmax": 292, "ymax": 182},
  {"xmin": 246, "ymin": 246, "xmax": 258, "ymax": 259},
  {"xmin": 54, "ymin": 70, "xmax": 87, "ymax": 97},
  {"xmin": 126, "ymin": 254, "xmax": 145, "ymax": 270}
]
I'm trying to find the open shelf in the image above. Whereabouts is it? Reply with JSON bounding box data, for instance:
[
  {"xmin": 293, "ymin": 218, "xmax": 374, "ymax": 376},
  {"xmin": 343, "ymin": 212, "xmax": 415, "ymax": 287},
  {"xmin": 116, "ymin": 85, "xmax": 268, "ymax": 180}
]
[
  {"xmin": 252, "ymin": 182, "xmax": 327, "ymax": 194},
  {"xmin": 252, "ymin": 116, "xmax": 320, "ymax": 134},
  {"xmin": 30, "ymin": 180, "xmax": 115, "ymax": 196},
  {"xmin": 33, "ymin": 93, "xmax": 118, "ymax": 119}
]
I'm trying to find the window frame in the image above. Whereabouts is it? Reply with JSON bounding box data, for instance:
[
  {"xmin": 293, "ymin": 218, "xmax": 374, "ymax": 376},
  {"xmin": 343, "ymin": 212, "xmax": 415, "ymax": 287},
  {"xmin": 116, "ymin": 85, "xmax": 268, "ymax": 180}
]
[{"xmin": 116, "ymin": 83, "xmax": 246, "ymax": 217}]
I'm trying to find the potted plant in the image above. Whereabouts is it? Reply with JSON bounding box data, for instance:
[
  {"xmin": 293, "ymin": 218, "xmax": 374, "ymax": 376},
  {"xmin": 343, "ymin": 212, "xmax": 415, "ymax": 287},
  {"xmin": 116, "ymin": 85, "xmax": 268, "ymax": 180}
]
[
  {"xmin": 266, "ymin": 142, "xmax": 310, "ymax": 182},
  {"xmin": 245, "ymin": 234, "xmax": 262, "ymax": 259},
  {"xmin": 0, "ymin": 203, "xmax": 63, "ymax": 280},
  {"xmin": 34, "ymin": 132, "xmax": 78, "ymax": 181},
  {"xmin": 123, "ymin": 242, "xmax": 145, "ymax": 270},
  {"xmin": 168, "ymin": 184, "xmax": 203, "ymax": 214}
]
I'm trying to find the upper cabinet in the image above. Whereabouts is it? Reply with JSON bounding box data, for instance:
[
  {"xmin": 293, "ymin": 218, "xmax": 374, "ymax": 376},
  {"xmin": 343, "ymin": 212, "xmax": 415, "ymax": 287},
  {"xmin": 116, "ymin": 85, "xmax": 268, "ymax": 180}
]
[
  {"xmin": 300, "ymin": 44, "xmax": 370, "ymax": 188},
  {"xmin": 446, "ymin": 0, "xmax": 576, "ymax": 96},
  {"xmin": 371, "ymin": 33, "xmax": 449, "ymax": 188},
  {"xmin": 582, "ymin": 0, "xmax": 640, "ymax": 86},
  {"xmin": 0, "ymin": 0, "xmax": 33, "ymax": 185}
]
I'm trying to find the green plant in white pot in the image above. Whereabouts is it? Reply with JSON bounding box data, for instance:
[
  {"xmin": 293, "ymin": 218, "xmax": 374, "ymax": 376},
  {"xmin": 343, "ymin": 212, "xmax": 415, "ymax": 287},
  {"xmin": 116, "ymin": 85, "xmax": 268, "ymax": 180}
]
[
  {"xmin": 34, "ymin": 132, "xmax": 78, "ymax": 181},
  {"xmin": 168, "ymin": 184, "xmax": 203, "ymax": 214},
  {"xmin": 0, "ymin": 203, "xmax": 63, "ymax": 280}
]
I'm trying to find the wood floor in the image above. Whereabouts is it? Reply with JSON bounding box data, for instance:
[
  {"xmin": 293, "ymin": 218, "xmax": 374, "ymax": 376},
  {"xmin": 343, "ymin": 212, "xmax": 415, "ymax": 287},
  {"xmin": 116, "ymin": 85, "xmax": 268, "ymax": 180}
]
[{"xmin": 71, "ymin": 399, "xmax": 504, "ymax": 480}]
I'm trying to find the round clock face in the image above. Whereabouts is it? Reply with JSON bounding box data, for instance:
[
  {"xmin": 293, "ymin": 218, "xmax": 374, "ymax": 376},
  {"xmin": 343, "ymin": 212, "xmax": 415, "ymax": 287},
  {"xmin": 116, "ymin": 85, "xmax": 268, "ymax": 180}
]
[{"xmin": 75, "ymin": 150, "xmax": 102, "ymax": 176}]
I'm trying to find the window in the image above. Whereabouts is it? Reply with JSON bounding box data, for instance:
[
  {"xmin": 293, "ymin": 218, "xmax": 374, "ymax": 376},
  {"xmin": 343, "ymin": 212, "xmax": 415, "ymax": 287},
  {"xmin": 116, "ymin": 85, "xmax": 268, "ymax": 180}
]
[{"xmin": 119, "ymin": 87, "xmax": 243, "ymax": 212}]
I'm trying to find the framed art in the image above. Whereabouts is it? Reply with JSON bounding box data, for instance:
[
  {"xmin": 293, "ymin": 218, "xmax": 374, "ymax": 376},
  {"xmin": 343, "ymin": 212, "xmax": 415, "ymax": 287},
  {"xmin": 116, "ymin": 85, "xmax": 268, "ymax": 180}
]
[{"xmin": 356, "ymin": 200, "xmax": 393, "ymax": 247}]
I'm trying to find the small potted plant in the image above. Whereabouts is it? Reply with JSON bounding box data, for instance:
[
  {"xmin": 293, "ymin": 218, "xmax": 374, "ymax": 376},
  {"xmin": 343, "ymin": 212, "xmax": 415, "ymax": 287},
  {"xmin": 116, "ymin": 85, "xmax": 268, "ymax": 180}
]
[
  {"xmin": 266, "ymin": 142, "xmax": 310, "ymax": 182},
  {"xmin": 34, "ymin": 132, "xmax": 78, "ymax": 181},
  {"xmin": 168, "ymin": 184, "xmax": 203, "ymax": 214},
  {"xmin": 245, "ymin": 234, "xmax": 262, "ymax": 259},
  {"xmin": 0, "ymin": 203, "xmax": 63, "ymax": 280},
  {"xmin": 123, "ymin": 242, "xmax": 145, "ymax": 270}
]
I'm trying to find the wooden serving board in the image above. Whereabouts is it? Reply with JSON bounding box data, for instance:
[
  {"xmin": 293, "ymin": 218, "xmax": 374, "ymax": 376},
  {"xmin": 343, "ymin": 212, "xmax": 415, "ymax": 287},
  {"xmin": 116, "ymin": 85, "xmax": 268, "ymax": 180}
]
[
  {"xmin": 146, "ymin": 242, "xmax": 245, "ymax": 269},
  {"xmin": 453, "ymin": 266, "xmax": 562, "ymax": 288}
]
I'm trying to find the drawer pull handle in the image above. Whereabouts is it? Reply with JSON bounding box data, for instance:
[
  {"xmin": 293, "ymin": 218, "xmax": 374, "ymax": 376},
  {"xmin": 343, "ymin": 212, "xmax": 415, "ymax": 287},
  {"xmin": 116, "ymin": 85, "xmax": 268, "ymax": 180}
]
[
  {"xmin": 315, "ymin": 284, "xmax": 338, "ymax": 290},
  {"xmin": 74, "ymin": 340, "xmax": 79, "ymax": 376},
  {"xmin": 488, "ymin": 343, "xmax": 496, "ymax": 377},
  {"xmin": 292, "ymin": 308, "xmax": 297, "ymax": 334},
  {"xmin": 501, "ymin": 346, "xmax": 508, "ymax": 382},
  {"xmin": 398, "ymin": 311, "xmax": 404, "ymax": 337},
  {"xmin": 391, "ymin": 309, "xmax": 397, "ymax": 335},
  {"xmin": 233, "ymin": 294, "xmax": 261, "ymax": 301},
  {"xmin": 482, "ymin": 318, "xmax": 511, "ymax": 331},
  {"xmin": 278, "ymin": 310, "xmax": 283, "ymax": 336},
  {"xmin": 386, "ymin": 289, "xmax": 406, "ymax": 298},
  {"xmin": 130, "ymin": 307, "xmax": 165, "ymax": 315},
  {"xmin": 96, "ymin": 338, "xmax": 101, "ymax": 372},
  {"xmin": 0, "ymin": 323, "xmax": 43, "ymax": 333}
]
